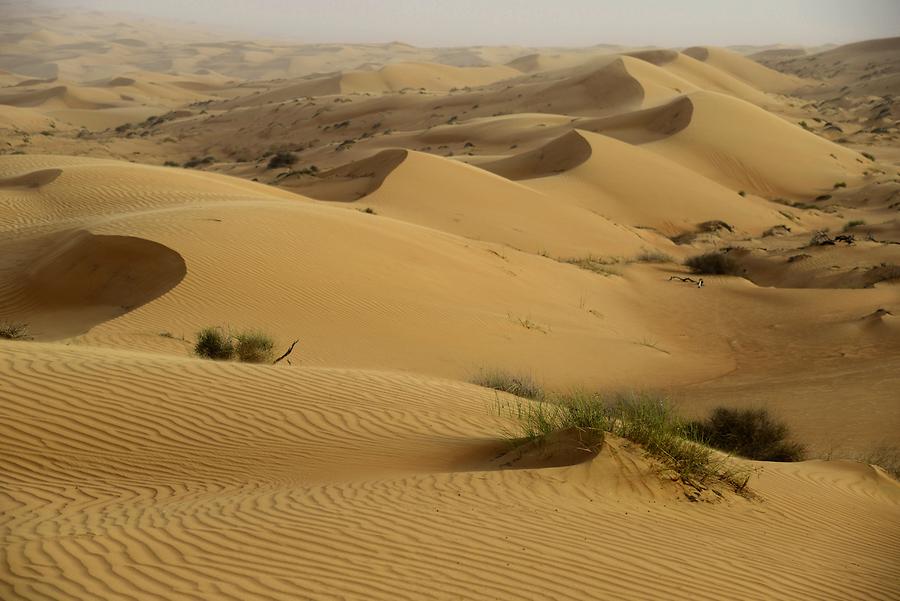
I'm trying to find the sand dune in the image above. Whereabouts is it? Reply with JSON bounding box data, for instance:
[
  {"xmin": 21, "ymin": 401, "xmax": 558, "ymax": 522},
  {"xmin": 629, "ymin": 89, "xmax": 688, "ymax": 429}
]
[
  {"xmin": 1, "ymin": 8, "xmax": 899, "ymax": 600},
  {"xmin": 505, "ymin": 129, "xmax": 793, "ymax": 233},
  {"xmin": 300, "ymin": 146, "xmax": 651, "ymax": 256},
  {"xmin": 681, "ymin": 46, "xmax": 806, "ymax": 93},
  {"xmin": 2, "ymin": 341, "xmax": 899, "ymax": 600},
  {"xmin": 635, "ymin": 91, "xmax": 867, "ymax": 198}
]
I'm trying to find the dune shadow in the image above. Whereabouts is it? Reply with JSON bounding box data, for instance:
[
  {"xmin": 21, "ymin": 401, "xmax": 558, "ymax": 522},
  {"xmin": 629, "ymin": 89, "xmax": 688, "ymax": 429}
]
[{"xmin": 16, "ymin": 231, "xmax": 187, "ymax": 339}]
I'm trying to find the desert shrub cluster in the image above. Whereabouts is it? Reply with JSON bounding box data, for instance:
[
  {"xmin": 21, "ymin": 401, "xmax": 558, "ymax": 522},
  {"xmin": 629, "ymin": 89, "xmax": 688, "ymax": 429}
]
[{"xmin": 194, "ymin": 326, "xmax": 275, "ymax": 363}]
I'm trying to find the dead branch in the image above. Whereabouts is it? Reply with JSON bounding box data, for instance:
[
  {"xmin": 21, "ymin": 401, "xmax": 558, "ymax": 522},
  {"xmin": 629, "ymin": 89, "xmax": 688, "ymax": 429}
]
[
  {"xmin": 669, "ymin": 276, "xmax": 704, "ymax": 288},
  {"xmin": 273, "ymin": 339, "xmax": 299, "ymax": 365}
]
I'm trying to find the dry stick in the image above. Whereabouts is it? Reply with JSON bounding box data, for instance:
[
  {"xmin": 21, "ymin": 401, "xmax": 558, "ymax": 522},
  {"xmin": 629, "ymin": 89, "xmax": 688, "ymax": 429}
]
[
  {"xmin": 668, "ymin": 276, "xmax": 699, "ymax": 284},
  {"xmin": 273, "ymin": 339, "xmax": 299, "ymax": 365}
]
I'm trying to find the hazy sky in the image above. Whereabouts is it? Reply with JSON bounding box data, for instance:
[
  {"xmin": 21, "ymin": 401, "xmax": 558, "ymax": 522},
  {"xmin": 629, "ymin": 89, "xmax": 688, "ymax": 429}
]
[{"xmin": 44, "ymin": 0, "xmax": 900, "ymax": 47}]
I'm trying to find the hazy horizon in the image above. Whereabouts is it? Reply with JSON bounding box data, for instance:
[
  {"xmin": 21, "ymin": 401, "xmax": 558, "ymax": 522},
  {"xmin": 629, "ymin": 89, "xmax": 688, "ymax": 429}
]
[{"xmin": 23, "ymin": 0, "xmax": 900, "ymax": 47}]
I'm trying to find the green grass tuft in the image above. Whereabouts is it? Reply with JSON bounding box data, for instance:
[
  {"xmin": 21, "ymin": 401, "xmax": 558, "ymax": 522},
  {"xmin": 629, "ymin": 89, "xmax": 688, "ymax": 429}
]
[
  {"xmin": 473, "ymin": 369, "xmax": 544, "ymax": 400},
  {"xmin": 234, "ymin": 330, "xmax": 275, "ymax": 363},
  {"xmin": 194, "ymin": 327, "xmax": 234, "ymax": 360}
]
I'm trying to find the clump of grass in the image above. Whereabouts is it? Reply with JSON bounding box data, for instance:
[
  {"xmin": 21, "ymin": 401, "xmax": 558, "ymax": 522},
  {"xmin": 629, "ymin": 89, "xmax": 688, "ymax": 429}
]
[
  {"xmin": 233, "ymin": 330, "xmax": 275, "ymax": 363},
  {"xmin": 194, "ymin": 327, "xmax": 234, "ymax": 360},
  {"xmin": 684, "ymin": 251, "xmax": 742, "ymax": 275},
  {"xmin": 738, "ymin": 190, "xmax": 747, "ymax": 197},
  {"xmin": 194, "ymin": 327, "xmax": 278, "ymax": 363},
  {"xmin": 688, "ymin": 407, "xmax": 806, "ymax": 462},
  {"xmin": 861, "ymin": 152, "xmax": 876, "ymax": 161},
  {"xmin": 563, "ymin": 256, "xmax": 621, "ymax": 276},
  {"xmin": 633, "ymin": 249, "xmax": 673, "ymax": 264},
  {"xmin": 497, "ymin": 391, "xmax": 750, "ymax": 490},
  {"xmin": 0, "ymin": 321, "xmax": 31, "ymax": 340},
  {"xmin": 473, "ymin": 369, "xmax": 544, "ymax": 400},
  {"xmin": 833, "ymin": 181, "xmax": 847, "ymax": 189},
  {"xmin": 843, "ymin": 219, "xmax": 865, "ymax": 231},
  {"xmin": 497, "ymin": 391, "xmax": 606, "ymax": 441},
  {"xmin": 606, "ymin": 394, "xmax": 737, "ymax": 486}
]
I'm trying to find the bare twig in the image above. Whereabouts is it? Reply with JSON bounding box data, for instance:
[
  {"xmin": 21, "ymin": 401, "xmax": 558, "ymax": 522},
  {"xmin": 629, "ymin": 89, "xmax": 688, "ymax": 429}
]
[{"xmin": 273, "ymin": 339, "xmax": 299, "ymax": 365}]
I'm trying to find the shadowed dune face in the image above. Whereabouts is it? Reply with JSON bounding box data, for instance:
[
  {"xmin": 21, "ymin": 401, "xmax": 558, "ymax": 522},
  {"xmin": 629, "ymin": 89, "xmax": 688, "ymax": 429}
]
[
  {"xmin": 0, "ymin": 168, "xmax": 62, "ymax": 188},
  {"xmin": 17, "ymin": 231, "xmax": 186, "ymax": 338},
  {"xmin": 578, "ymin": 95, "xmax": 695, "ymax": 144},
  {"xmin": 478, "ymin": 129, "xmax": 594, "ymax": 180},
  {"xmin": 297, "ymin": 148, "xmax": 408, "ymax": 201}
]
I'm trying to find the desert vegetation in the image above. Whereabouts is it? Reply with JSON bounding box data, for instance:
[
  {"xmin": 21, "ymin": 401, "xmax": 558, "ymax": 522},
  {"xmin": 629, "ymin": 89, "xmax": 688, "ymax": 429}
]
[
  {"xmin": 494, "ymin": 389, "xmax": 752, "ymax": 491},
  {"xmin": 0, "ymin": 321, "xmax": 31, "ymax": 340},
  {"xmin": 688, "ymin": 407, "xmax": 806, "ymax": 461},
  {"xmin": 194, "ymin": 326, "xmax": 276, "ymax": 363},
  {"xmin": 472, "ymin": 369, "xmax": 544, "ymax": 400},
  {"xmin": 684, "ymin": 251, "xmax": 742, "ymax": 275},
  {"xmin": 266, "ymin": 151, "xmax": 297, "ymax": 169}
]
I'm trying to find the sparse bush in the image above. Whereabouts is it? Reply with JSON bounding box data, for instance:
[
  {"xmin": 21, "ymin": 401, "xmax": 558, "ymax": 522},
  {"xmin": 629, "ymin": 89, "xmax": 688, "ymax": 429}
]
[
  {"xmin": 0, "ymin": 322, "xmax": 31, "ymax": 340},
  {"xmin": 688, "ymin": 407, "xmax": 806, "ymax": 462},
  {"xmin": 234, "ymin": 330, "xmax": 275, "ymax": 363},
  {"xmin": 684, "ymin": 251, "xmax": 741, "ymax": 275},
  {"xmin": 163, "ymin": 160, "xmax": 179, "ymax": 167},
  {"xmin": 194, "ymin": 327, "xmax": 277, "ymax": 362},
  {"xmin": 738, "ymin": 190, "xmax": 746, "ymax": 197},
  {"xmin": 633, "ymin": 249, "xmax": 673, "ymax": 264},
  {"xmin": 865, "ymin": 263, "xmax": 900, "ymax": 286},
  {"xmin": 473, "ymin": 369, "xmax": 544, "ymax": 400},
  {"xmin": 861, "ymin": 152, "xmax": 876, "ymax": 161},
  {"xmin": 859, "ymin": 446, "xmax": 900, "ymax": 479},
  {"xmin": 563, "ymin": 256, "xmax": 621, "ymax": 276},
  {"xmin": 360, "ymin": 207, "xmax": 377, "ymax": 215},
  {"xmin": 267, "ymin": 151, "xmax": 297, "ymax": 169},
  {"xmin": 843, "ymin": 219, "xmax": 865, "ymax": 231},
  {"xmin": 833, "ymin": 181, "xmax": 847, "ymax": 189},
  {"xmin": 194, "ymin": 327, "xmax": 234, "ymax": 360},
  {"xmin": 183, "ymin": 156, "xmax": 215, "ymax": 169}
]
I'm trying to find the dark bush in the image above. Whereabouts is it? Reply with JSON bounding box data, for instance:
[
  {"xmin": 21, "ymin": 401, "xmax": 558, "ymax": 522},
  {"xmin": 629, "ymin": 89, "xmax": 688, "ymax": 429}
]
[
  {"xmin": 689, "ymin": 407, "xmax": 806, "ymax": 461},
  {"xmin": 684, "ymin": 251, "xmax": 742, "ymax": 275},
  {"xmin": 267, "ymin": 152, "xmax": 297, "ymax": 169},
  {"xmin": 0, "ymin": 322, "xmax": 31, "ymax": 340},
  {"xmin": 183, "ymin": 156, "xmax": 215, "ymax": 169},
  {"xmin": 194, "ymin": 327, "xmax": 234, "ymax": 360}
]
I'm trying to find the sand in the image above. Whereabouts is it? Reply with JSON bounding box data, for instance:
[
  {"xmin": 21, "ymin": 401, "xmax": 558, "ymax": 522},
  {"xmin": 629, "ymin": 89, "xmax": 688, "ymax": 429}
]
[{"xmin": 1, "ymin": 6, "xmax": 898, "ymax": 600}]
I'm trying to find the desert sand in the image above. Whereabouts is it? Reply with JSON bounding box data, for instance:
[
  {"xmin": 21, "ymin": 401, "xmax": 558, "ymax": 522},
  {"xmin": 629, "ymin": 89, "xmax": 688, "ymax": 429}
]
[{"xmin": 1, "ymin": 4, "xmax": 898, "ymax": 600}]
